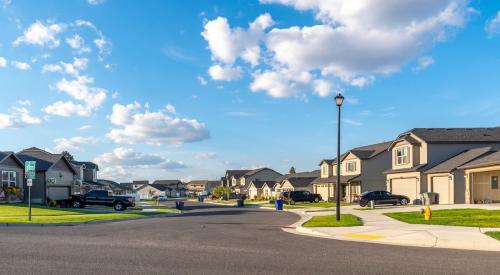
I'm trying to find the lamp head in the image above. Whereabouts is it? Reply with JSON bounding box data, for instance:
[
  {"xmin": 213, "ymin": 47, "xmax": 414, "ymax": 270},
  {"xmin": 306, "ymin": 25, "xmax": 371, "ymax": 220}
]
[{"xmin": 335, "ymin": 93, "xmax": 344, "ymax": 107}]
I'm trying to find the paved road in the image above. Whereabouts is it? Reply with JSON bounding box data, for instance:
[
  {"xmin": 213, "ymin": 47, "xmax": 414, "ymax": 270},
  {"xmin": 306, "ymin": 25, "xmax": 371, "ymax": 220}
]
[{"xmin": 0, "ymin": 202, "xmax": 499, "ymax": 275}]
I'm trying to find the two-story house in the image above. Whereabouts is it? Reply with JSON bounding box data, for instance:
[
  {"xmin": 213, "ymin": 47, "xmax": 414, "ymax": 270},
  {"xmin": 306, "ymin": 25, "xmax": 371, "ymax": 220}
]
[
  {"xmin": 313, "ymin": 141, "xmax": 392, "ymax": 202},
  {"xmin": 385, "ymin": 128, "xmax": 500, "ymax": 204},
  {"xmin": 71, "ymin": 160, "xmax": 102, "ymax": 193},
  {"xmin": 186, "ymin": 180, "xmax": 219, "ymax": 196},
  {"xmin": 0, "ymin": 152, "xmax": 25, "ymax": 203},
  {"xmin": 16, "ymin": 147, "xmax": 77, "ymax": 204},
  {"xmin": 235, "ymin": 168, "xmax": 282, "ymax": 195}
]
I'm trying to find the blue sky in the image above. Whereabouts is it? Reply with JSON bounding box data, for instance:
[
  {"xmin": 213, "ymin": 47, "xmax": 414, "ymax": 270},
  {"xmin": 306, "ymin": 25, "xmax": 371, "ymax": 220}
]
[{"xmin": 0, "ymin": 0, "xmax": 499, "ymax": 182}]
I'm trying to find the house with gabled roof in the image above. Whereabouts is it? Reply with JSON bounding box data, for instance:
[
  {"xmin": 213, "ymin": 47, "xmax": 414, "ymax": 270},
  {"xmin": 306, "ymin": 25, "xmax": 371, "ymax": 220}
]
[
  {"xmin": 460, "ymin": 149, "xmax": 500, "ymax": 204},
  {"xmin": 313, "ymin": 141, "xmax": 392, "ymax": 202},
  {"xmin": 226, "ymin": 168, "xmax": 282, "ymax": 196},
  {"xmin": 0, "ymin": 152, "xmax": 25, "ymax": 203},
  {"xmin": 385, "ymin": 127, "xmax": 500, "ymax": 204},
  {"xmin": 16, "ymin": 147, "xmax": 77, "ymax": 203},
  {"xmin": 151, "ymin": 179, "xmax": 187, "ymax": 197}
]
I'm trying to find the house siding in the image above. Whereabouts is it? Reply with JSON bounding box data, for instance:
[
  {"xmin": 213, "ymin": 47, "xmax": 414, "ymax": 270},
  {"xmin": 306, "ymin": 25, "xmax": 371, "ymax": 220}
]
[{"xmin": 359, "ymin": 150, "xmax": 392, "ymax": 192}]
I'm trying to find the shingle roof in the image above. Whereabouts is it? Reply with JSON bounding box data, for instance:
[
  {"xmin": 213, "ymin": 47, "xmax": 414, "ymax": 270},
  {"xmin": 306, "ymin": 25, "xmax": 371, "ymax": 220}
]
[
  {"xmin": 243, "ymin": 168, "xmax": 282, "ymax": 177},
  {"xmin": 133, "ymin": 180, "xmax": 149, "ymax": 185},
  {"xmin": 458, "ymin": 150, "xmax": 500, "ymax": 170},
  {"xmin": 425, "ymin": 147, "xmax": 495, "ymax": 174},
  {"xmin": 97, "ymin": 179, "xmax": 132, "ymax": 191},
  {"xmin": 384, "ymin": 164, "xmax": 428, "ymax": 174},
  {"xmin": 286, "ymin": 177, "xmax": 318, "ymax": 188},
  {"xmin": 312, "ymin": 175, "xmax": 360, "ymax": 184},
  {"xmin": 226, "ymin": 170, "xmax": 252, "ymax": 178},
  {"xmin": 152, "ymin": 180, "xmax": 182, "ymax": 185},
  {"xmin": 274, "ymin": 170, "xmax": 320, "ymax": 183},
  {"xmin": 0, "ymin": 151, "xmax": 24, "ymax": 167},
  {"xmin": 17, "ymin": 147, "xmax": 75, "ymax": 173},
  {"xmin": 408, "ymin": 127, "xmax": 500, "ymax": 144},
  {"xmin": 321, "ymin": 141, "xmax": 392, "ymax": 164},
  {"xmin": 249, "ymin": 180, "xmax": 266, "ymax": 189}
]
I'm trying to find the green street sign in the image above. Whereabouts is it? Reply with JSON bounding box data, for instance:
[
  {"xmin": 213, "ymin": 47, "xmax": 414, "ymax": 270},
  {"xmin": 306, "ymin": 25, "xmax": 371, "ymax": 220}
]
[{"xmin": 25, "ymin": 161, "xmax": 36, "ymax": 180}]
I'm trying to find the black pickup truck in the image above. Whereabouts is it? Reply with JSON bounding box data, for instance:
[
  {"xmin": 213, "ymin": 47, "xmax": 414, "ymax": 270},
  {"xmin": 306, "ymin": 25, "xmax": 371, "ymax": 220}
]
[{"xmin": 71, "ymin": 190, "xmax": 135, "ymax": 211}]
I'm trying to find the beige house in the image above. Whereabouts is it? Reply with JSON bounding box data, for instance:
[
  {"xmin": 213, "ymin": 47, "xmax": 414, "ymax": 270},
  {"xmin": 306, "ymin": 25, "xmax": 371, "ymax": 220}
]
[
  {"xmin": 247, "ymin": 180, "xmax": 264, "ymax": 199},
  {"xmin": 424, "ymin": 147, "xmax": 494, "ymax": 204},
  {"xmin": 223, "ymin": 168, "xmax": 282, "ymax": 196},
  {"xmin": 279, "ymin": 177, "xmax": 317, "ymax": 193},
  {"xmin": 385, "ymin": 128, "xmax": 500, "ymax": 204},
  {"xmin": 262, "ymin": 181, "xmax": 278, "ymax": 198},
  {"xmin": 460, "ymin": 150, "xmax": 500, "ymax": 204},
  {"xmin": 186, "ymin": 180, "xmax": 219, "ymax": 196},
  {"xmin": 313, "ymin": 141, "xmax": 392, "ymax": 202},
  {"xmin": 135, "ymin": 184, "xmax": 168, "ymax": 199}
]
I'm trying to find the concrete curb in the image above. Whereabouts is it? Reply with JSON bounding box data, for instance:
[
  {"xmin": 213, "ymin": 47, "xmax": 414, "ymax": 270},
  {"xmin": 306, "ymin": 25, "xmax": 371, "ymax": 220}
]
[
  {"xmin": 0, "ymin": 212, "xmax": 179, "ymax": 228},
  {"xmin": 282, "ymin": 211, "xmax": 500, "ymax": 252}
]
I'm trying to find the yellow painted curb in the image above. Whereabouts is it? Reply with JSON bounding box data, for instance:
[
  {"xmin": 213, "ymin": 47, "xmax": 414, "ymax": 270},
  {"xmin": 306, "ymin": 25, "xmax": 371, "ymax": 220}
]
[{"xmin": 344, "ymin": 233, "xmax": 384, "ymax": 240}]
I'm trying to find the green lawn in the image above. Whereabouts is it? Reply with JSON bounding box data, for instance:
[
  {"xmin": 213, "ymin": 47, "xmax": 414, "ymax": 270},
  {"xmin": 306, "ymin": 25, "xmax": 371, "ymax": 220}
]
[
  {"xmin": 302, "ymin": 214, "xmax": 363, "ymax": 227},
  {"xmin": 485, "ymin": 231, "xmax": 500, "ymax": 241},
  {"xmin": 0, "ymin": 204, "xmax": 176, "ymax": 224},
  {"xmin": 386, "ymin": 209, "xmax": 500, "ymax": 228}
]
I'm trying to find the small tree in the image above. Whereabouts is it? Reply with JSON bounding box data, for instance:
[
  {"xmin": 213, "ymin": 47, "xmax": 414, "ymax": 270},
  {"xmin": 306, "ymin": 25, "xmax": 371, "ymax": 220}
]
[
  {"xmin": 289, "ymin": 166, "xmax": 296, "ymax": 174},
  {"xmin": 62, "ymin": 151, "xmax": 74, "ymax": 161},
  {"xmin": 212, "ymin": 186, "xmax": 231, "ymax": 199}
]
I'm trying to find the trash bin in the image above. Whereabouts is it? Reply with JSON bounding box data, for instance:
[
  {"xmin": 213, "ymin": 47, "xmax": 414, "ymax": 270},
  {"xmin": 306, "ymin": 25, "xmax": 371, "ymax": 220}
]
[
  {"xmin": 275, "ymin": 199, "xmax": 283, "ymax": 211},
  {"xmin": 236, "ymin": 199, "xmax": 244, "ymax": 207},
  {"xmin": 420, "ymin": 192, "xmax": 437, "ymax": 205},
  {"xmin": 197, "ymin": 197, "xmax": 204, "ymax": 203},
  {"xmin": 175, "ymin": 201, "xmax": 184, "ymax": 210}
]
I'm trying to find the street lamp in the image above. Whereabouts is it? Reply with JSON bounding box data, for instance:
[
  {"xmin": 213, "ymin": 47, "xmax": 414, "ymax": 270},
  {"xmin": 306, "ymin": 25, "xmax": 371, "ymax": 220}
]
[{"xmin": 335, "ymin": 93, "xmax": 344, "ymax": 221}]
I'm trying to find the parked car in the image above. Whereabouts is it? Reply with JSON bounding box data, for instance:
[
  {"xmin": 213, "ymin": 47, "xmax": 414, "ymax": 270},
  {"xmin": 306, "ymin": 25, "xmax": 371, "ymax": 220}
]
[
  {"xmin": 71, "ymin": 190, "xmax": 135, "ymax": 211},
  {"xmin": 152, "ymin": 195, "xmax": 168, "ymax": 201},
  {"xmin": 279, "ymin": 191, "xmax": 322, "ymax": 205},
  {"xmin": 358, "ymin": 191, "xmax": 410, "ymax": 207}
]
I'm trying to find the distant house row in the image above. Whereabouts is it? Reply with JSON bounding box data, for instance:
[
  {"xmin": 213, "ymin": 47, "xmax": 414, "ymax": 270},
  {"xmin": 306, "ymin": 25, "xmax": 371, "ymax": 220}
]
[{"xmin": 219, "ymin": 127, "xmax": 500, "ymax": 205}]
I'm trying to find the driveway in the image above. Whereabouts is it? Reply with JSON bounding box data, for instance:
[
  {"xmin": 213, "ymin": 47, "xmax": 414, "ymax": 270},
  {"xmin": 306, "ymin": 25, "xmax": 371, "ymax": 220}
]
[{"xmin": 0, "ymin": 202, "xmax": 499, "ymax": 274}]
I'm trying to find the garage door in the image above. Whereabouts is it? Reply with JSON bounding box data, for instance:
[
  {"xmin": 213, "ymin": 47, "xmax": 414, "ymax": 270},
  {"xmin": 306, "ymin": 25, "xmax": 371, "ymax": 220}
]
[
  {"xmin": 315, "ymin": 184, "xmax": 331, "ymax": 201},
  {"xmin": 432, "ymin": 176, "xmax": 451, "ymax": 204},
  {"xmin": 47, "ymin": 187, "xmax": 70, "ymax": 200},
  {"xmin": 391, "ymin": 178, "xmax": 418, "ymax": 203}
]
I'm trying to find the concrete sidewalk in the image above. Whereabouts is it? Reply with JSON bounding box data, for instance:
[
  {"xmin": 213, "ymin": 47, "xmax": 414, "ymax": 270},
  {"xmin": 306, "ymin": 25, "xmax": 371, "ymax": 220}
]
[{"xmin": 284, "ymin": 204, "xmax": 500, "ymax": 252}]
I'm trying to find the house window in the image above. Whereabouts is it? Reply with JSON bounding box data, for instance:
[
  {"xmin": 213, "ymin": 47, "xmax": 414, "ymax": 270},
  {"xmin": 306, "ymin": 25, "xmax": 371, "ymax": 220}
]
[
  {"xmin": 346, "ymin": 161, "xmax": 356, "ymax": 172},
  {"xmin": 492, "ymin": 176, "xmax": 499, "ymax": 189},
  {"xmin": 1, "ymin": 171, "xmax": 16, "ymax": 187},
  {"xmin": 48, "ymin": 178, "xmax": 57, "ymax": 185},
  {"xmin": 395, "ymin": 147, "xmax": 410, "ymax": 165}
]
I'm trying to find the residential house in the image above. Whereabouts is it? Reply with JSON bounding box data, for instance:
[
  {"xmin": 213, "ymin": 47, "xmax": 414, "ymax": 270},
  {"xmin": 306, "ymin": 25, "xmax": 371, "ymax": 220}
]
[
  {"xmin": 132, "ymin": 180, "xmax": 149, "ymax": 190},
  {"xmin": 312, "ymin": 141, "xmax": 392, "ymax": 202},
  {"xmin": 274, "ymin": 171, "xmax": 320, "ymax": 194},
  {"xmin": 16, "ymin": 147, "xmax": 77, "ymax": 203},
  {"xmin": 222, "ymin": 170, "xmax": 251, "ymax": 188},
  {"xmin": 385, "ymin": 128, "xmax": 500, "ymax": 204},
  {"xmin": 0, "ymin": 152, "xmax": 25, "ymax": 203},
  {"xmin": 459, "ymin": 149, "xmax": 500, "ymax": 204},
  {"xmin": 225, "ymin": 168, "xmax": 282, "ymax": 195},
  {"xmin": 247, "ymin": 180, "xmax": 265, "ymax": 199},
  {"xmin": 71, "ymin": 160, "xmax": 103, "ymax": 193},
  {"xmin": 424, "ymin": 147, "xmax": 495, "ymax": 204},
  {"xmin": 136, "ymin": 184, "xmax": 169, "ymax": 199},
  {"xmin": 261, "ymin": 181, "xmax": 278, "ymax": 198},
  {"xmin": 279, "ymin": 177, "xmax": 318, "ymax": 193},
  {"xmin": 152, "ymin": 180, "xmax": 187, "ymax": 197},
  {"xmin": 186, "ymin": 180, "xmax": 219, "ymax": 196}
]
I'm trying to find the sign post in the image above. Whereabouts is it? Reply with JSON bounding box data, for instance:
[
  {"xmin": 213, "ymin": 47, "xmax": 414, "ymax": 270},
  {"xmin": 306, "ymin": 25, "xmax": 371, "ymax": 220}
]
[{"xmin": 25, "ymin": 161, "xmax": 36, "ymax": 222}]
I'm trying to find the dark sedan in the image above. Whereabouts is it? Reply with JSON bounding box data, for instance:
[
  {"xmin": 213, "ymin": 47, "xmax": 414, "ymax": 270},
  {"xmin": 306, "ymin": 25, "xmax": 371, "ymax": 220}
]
[{"xmin": 358, "ymin": 191, "xmax": 410, "ymax": 207}]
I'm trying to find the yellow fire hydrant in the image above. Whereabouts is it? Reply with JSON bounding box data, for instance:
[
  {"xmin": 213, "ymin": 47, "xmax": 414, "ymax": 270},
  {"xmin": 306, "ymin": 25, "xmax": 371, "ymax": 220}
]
[{"xmin": 424, "ymin": 206, "xmax": 432, "ymax": 221}]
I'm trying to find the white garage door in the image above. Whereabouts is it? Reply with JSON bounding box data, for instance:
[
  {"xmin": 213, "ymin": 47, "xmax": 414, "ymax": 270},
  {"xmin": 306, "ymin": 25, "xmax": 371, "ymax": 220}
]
[
  {"xmin": 47, "ymin": 187, "xmax": 70, "ymax": 200},
  {"xmin": 432, "ymin": 176, "xmax": 451, "ymax": 204},
  {"xmin": 391, "ymin": 178, "xmax": 418, "ymax": 203},
  {"xmin": 316, "ymin": 184, "xmax": 331, "ymax": 201}
]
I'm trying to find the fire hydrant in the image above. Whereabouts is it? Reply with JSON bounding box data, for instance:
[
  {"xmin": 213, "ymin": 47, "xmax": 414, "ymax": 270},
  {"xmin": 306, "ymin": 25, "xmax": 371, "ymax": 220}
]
[{"xmin": 424, "ymin": 205, "xmax": 432, "ymax": 221}]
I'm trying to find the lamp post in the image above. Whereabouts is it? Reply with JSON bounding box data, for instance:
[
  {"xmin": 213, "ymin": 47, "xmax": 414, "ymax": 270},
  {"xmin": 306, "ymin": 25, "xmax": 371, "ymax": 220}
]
[{"xmin": 335, "ymin": 93, "xmax": 344, "ymax": 221}]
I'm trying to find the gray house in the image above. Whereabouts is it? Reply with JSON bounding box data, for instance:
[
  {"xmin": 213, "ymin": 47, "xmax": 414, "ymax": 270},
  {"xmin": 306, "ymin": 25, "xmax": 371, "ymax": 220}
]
[
  {"xmin": 151, "ymin": 180, "xmax": 187, "ymax": 197},
  {"xmin": 71, "ymin": 160, "xmax": 102, "ymax": 193},
  {"xmin": 230, "ymin": 168, "xmax": 283, "ymax": 196},
  {"xmin": 16, "ymin": 147, "xmax": 77, "ymax": 203},
  {"xmin": 0, "ymin": 152, "xmax": 25, "ymax": 203}
]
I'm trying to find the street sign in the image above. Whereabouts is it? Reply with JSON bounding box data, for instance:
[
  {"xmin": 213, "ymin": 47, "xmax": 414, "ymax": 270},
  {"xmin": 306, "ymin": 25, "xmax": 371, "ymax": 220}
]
[
  {"xmin": 27, "ymin": 179, "xmax": 33, "ymax": 187},
  {"xmin": 25, "ymin": 161, "xmax": 36, "ymax": 179}
]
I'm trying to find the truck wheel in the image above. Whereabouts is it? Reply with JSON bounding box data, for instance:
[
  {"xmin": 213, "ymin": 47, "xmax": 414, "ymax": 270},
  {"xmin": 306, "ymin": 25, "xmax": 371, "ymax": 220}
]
[
  {"xmin": 400, "ymin": 198, "xmax": 408, "ymax": 206},
  {"xmin": 72, "ymin": 200, "xmax": 84, "ymax": 209},
  {"xmin": 114, "ymin": 202, "xmax": 125, "ymax": 211},
  {"xmin": 314, "ymin": 197, "xmax": 320, "ymax": 203},
  {"xmin": 289, "ymin": 200, "xmax": 296, "ymax": 205}
]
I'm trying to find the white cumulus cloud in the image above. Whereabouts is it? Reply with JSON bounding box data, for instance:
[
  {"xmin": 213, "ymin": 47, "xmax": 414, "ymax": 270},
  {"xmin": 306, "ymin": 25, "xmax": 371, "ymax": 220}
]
[
  {"xmin": 106, "ymin": 102, "xmax": 210, "ymax": 145},
  {"xmin": 53, "ymin": 136, "xmax": 98, "ymax": 152},
  {"xmin": 208, "ymin": 64, "xmax": 242, "ymax": 81},
  {"xmin": 0, "ymin": 107, "xmax": 42, "ymax": 129},
  {"xmin": 202, "ymin": 0, "xmax": 472, "ymax": 98},
  {"xmin": 13, "ymin": 20, "xmax": 65, "ymax": 48},
  {"xmin": 486, "ymin": 11, "xmax": 500, "ymax": 37},
  {"xmin": 0, "ymin": 57, "xmax": 6, "ymax": 68},
  {"xmin": 12, "ymin": 61, "xmax": 31, "ymax": 70}
]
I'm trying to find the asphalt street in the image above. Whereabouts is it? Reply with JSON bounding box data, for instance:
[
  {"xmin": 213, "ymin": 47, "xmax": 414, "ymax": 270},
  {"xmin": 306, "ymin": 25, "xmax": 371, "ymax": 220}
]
[{"xmin": 0, "ymin": 202, "xmax": 499, "ymax": 275}]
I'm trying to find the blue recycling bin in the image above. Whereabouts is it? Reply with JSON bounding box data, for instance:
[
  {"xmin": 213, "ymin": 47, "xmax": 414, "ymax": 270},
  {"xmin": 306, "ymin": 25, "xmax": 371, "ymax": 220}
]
[
  {"xmin": 198, "ymin": 197, "xmax": 204, "ymax": 203},
  {"xmin": 275, "ymin": 199, "xmax": 283, "ymax": 211}
]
